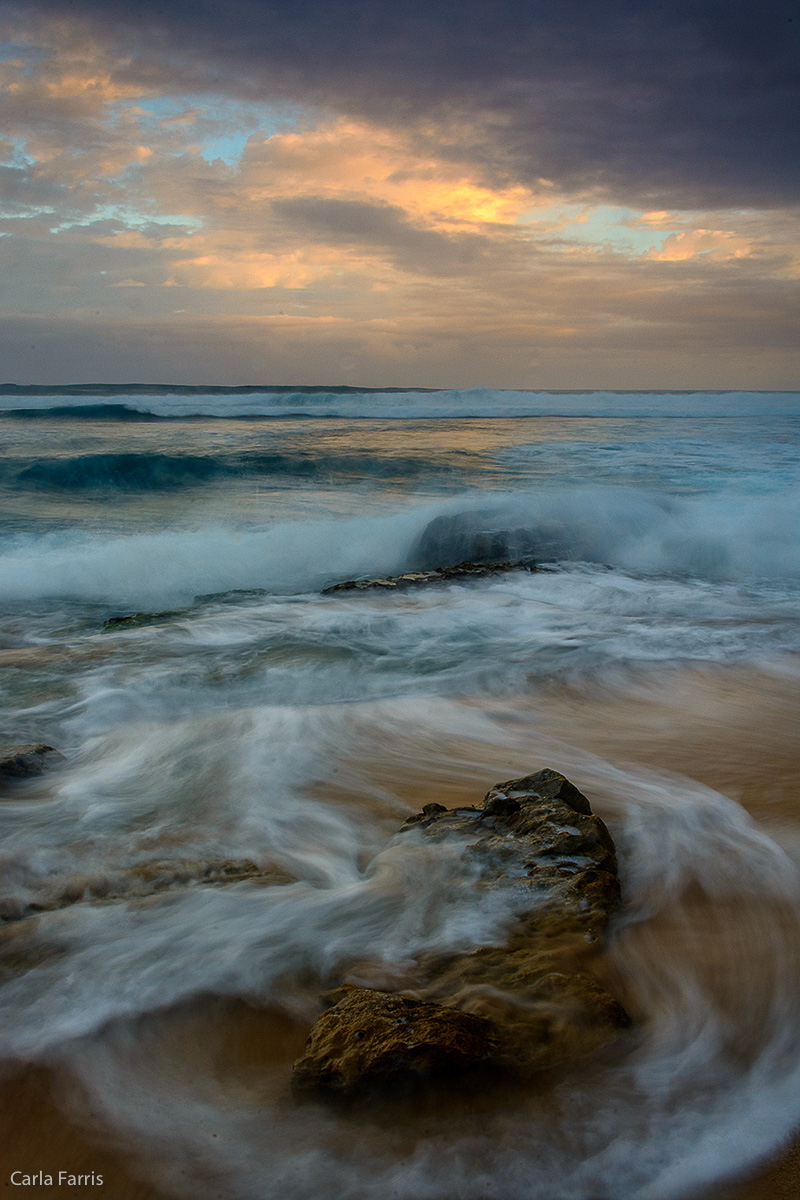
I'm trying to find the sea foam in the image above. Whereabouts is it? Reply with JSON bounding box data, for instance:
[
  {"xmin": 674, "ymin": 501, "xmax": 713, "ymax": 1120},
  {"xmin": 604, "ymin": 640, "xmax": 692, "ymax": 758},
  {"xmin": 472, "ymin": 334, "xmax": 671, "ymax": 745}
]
[{"xmin": 0, "ymin": 485, "xmax": 797, "ymax": 608}]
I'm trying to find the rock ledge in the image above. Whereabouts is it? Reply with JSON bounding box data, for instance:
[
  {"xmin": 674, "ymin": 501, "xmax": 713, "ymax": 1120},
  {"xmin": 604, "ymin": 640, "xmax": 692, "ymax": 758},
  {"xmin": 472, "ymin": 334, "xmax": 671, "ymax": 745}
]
[{"xmin": 322, "ymin": 558, "xmax": 536, "ymax": 594}]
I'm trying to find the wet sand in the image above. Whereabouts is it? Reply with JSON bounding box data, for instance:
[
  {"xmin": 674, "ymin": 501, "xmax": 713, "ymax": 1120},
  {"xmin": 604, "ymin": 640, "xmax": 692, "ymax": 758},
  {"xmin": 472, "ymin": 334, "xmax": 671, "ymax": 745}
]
[
  {"xmin": 0, "ymin": 1067, "xmax": 164, "ymax": 1199},
  {"xmin": 520, "ymin": 663, "xmax": 800, "ymax": 1200},
  {"xmin": 705, "ymin": 1142, "xmax": 800, "ymax": 1200},
  {"xmin": 3, "ymin": 1014, "xmax": 799, "ymax": 1200},
  {"xmin": 0, "ymin": 1004, "xmax": 310, "ymax": 1199},
  {"xmin": 2, "ymin": 662, "xmax": 799, "ymax": 1200}
]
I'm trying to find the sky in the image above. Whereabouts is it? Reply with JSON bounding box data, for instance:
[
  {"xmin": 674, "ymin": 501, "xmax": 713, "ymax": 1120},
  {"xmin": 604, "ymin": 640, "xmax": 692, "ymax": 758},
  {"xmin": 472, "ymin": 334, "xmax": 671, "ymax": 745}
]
[{"xmin": 0, "ymin": 0, "xmax": 798, "ymax": 388}]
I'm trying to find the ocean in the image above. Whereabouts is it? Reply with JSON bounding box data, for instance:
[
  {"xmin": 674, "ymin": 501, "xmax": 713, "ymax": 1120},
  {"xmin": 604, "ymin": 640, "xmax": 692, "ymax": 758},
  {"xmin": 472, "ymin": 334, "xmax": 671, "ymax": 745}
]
[{"xmin": 1, "ymin": 387, "xmax": 799, "ymax": 1199}]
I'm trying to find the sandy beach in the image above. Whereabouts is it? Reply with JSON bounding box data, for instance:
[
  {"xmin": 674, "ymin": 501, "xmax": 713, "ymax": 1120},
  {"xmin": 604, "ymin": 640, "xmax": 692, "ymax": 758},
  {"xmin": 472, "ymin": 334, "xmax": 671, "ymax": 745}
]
[{"xmin": 3, "ymin": 662, "xmax": 799, "ymax": 1199}]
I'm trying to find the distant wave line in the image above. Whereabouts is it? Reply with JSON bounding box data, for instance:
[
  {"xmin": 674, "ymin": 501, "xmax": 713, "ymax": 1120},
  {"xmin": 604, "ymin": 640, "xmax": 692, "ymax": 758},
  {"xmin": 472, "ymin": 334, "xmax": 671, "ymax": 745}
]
[{"xmin": 1, "ymin": 389, "xmax": 798, "ymax": 422}]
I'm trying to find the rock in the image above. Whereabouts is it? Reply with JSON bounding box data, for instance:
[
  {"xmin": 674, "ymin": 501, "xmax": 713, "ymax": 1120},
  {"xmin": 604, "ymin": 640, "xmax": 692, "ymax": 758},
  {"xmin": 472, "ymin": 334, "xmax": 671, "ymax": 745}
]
[
  {"xmin": 291, "ymin": 984, "xmax": 510, "ymax": 1098},
  {"xmin": 103, "ymin": 591, "xmax": 271, "ymax": 631},
  {"xmin": 412, "ymin": 511, "xmax": 562, "ymax": 571},
  {"xmin": 193, "ymin": 588, "xmax": 268, "ymax": 604},
  {"xmin": 0, "ymin": 744, "xmax": 65, "ymax": 780},
  {"xmin": 486, "ymin": 767, "xmax": 594, "ymax": 815},
  {"xmin": 401, "ymin": 768, "xmax": 619, "ymax": 930},
  {"xmin": 0, "ymin": 858, "xmax": 295, "ymax": 925},
  {"xmin": 323, "ymin": 559, "xmax": 536, "ymax": 594},
  {"xmin": 102, "ymin": 610, "xmax": 187, "ymax": 632},
  {"xmin": 292, "ymin": 769, "xmax": 629, "ymax": 1100}
]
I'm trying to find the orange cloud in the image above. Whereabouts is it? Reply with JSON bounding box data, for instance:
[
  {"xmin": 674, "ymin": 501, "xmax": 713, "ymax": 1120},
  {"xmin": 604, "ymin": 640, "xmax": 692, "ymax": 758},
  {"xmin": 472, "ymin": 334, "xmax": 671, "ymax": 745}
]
[
  {"xmin": 163, "ymin": 244, "xmax": 353, "ymax": 290},
  {"xmin": 236, "ymin": 119, "xmax": 535, "ymax": 229},
  {"xmin": 2, "ymin": 23, "xmax": 798, "ymax": 387},
  {"xmin": 647, "ymin": 228, "xmax": 753, "ymax": 262},
  {"xmin": 44, "ymin": 71, "xmax": 142, "ymax": 102}
]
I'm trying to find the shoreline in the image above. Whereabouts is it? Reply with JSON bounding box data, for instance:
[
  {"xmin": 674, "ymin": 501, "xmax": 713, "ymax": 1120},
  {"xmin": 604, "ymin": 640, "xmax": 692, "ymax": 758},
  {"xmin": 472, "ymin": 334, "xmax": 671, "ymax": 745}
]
[{"xmin": 1, "ymin": 662, "xmax": 799, "ymax": 1199}]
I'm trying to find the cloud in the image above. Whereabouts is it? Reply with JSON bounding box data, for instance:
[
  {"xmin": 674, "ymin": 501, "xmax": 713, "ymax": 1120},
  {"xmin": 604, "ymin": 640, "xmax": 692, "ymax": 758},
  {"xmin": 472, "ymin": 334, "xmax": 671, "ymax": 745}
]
[
  {"xmin": 1, "ymin": 5, "xmax": 797, "ymax": 386},
  {"xmin": 1, "ymin": 277, "xmax": 797, "ymax": 390},
  {"xmin": 268, "ymin": 196, "xmax": 498, "ymax": 276},
  {"xmin": 646, "ymin": 228, "xmax": 753, "ymax": 262},
  {"xmin": 15, "ymin": 0, "xmax": 800, "ymax": 208}
]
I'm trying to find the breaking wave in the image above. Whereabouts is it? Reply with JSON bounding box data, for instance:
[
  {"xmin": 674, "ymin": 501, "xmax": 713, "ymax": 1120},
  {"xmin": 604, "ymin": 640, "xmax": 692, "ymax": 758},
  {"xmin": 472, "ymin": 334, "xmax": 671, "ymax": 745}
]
[
  {"xmin": 0, "ymin": 402, "xmax": 161, "ymax": 421},
  {"xmin": 0, "ymin": 485, "xmax": 798, "ymax": 608}
]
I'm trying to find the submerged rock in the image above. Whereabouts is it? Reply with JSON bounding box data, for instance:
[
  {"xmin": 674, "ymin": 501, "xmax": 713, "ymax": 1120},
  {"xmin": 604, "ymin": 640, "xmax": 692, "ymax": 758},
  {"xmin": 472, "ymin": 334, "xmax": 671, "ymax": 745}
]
[
  {"xmin": 292, "ymin": 769, "xmax": 629, "ymax": 1100},
  {"xmin": 102, "ymin": 610, "xmax": 187, "ymax": 631},
  {"xmin": 0, "ymin": 855, "xmax": 297, "ymax": 986},
  {"xmin": 412, "ymin": 511, "xmax": 563, "ymax": 571},
  {"xmin": 323, "ymin": 558, "xmax": 536, "ymax": 594},
  {"xmin": 103, "ymin": 590, "xmax": 269, "ymax": 631},
  {"xmin": 0, "ymin": 744, "xmax": 65, "ymax": 781},
  {"xmin": 192, "ymin": 588, "xmax": 269, "ymax": 604},
  {"xmin": 0, "ymin": 857, "xmax": 295, "ymax": 925}
]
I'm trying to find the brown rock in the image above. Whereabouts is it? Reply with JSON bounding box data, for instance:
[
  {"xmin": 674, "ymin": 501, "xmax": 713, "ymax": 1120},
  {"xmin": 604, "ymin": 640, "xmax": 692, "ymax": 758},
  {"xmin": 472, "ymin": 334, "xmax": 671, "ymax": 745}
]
[
  {"xmin": 485, "ymin": 767, "xmax": 594, "ymax": 815},
  {"xmin": 401, "ymin": 768, "xmax": 620, "ymax": 929},
  {"xmin": 292, "ymin": 768, "xmax": 630, "ymax": 1100},
  {"xmin": 291, "ymin": 984, "xmax": 510, "ymax": 1098}
]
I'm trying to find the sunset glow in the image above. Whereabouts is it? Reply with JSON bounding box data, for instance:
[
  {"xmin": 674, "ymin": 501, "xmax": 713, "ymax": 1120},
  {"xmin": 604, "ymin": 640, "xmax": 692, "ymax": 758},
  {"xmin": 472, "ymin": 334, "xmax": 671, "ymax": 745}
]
[{"xmin": 1, "ymin": 2, "xmax": 797, "ymax": 386}]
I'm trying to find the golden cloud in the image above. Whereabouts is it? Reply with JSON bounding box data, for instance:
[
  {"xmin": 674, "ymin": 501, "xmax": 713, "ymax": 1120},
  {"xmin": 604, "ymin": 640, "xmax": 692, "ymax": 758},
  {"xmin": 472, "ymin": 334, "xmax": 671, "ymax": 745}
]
[
  {"xmin": 647, "ymin": 228, "xmax": 753, "ymax": 262},
  {"xmin": 1, "ymin": 24, "xmax": 797, "ymax": 386}
]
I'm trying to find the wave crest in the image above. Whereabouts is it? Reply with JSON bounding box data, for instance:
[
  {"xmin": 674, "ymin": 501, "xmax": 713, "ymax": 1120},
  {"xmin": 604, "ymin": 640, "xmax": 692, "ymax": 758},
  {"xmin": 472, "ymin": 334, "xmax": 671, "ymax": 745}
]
[
  {"xmin": 0, "ymin": 486, "xmax": 797, "ymax": 607},
  {"xmin": 2, "ymin": 389, "xmax": 798, "ymax": 421}
]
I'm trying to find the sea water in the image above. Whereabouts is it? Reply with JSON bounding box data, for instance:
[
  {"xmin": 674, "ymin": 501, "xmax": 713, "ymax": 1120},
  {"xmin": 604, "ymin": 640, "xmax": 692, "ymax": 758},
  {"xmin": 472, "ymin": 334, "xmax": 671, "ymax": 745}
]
[{"xmin": 0, "ymin": 388, "xmax": 799, "ymax": 1199}]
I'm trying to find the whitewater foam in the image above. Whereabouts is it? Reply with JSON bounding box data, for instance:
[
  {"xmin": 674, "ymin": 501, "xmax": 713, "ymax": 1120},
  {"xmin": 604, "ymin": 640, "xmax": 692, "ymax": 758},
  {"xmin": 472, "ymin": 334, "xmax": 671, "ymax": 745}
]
[
  {"xmin": 4, "ymin": 696, "xmax": 798, "ymax": 1200},
  {"xmin": 0, "ymin": 486, "xmax": 797, "ymax": 610},
  {"xmin": 1, "ymin": 391, "xmax": 799, "ymax": 1200}
]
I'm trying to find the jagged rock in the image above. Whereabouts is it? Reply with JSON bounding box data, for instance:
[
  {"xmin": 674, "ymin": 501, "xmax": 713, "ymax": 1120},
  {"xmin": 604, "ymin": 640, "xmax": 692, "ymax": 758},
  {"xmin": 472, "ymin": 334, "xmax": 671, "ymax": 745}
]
[
  {"xmin": 292, "ymin": 769, "xmax": 629, "ymax": 1100},
  {"xmin": 322, "ymin": 559, "xmax": 536, "ymax": 594},
  {"xmin": 0, "ymin": 744, "xmax": 65, "ymax": 781},
  {"xmin": 401, "ymin": 768, "xmax": 619, "ymax": 936}
]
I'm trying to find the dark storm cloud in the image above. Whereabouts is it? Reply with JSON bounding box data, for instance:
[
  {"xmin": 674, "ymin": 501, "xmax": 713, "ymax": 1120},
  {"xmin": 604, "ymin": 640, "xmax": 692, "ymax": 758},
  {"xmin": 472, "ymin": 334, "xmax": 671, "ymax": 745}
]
[{"xmin": 21, "ymin": 0, "xmax": 800, "ymax": 207}]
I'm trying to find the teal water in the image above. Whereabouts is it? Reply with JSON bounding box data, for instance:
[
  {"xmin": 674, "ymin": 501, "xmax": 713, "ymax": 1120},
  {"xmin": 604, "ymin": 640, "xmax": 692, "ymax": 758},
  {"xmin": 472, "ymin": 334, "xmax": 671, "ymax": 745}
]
[{"xmin": 0, "ymin": 390, "xmax": 799, "ymax": 1200}]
